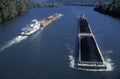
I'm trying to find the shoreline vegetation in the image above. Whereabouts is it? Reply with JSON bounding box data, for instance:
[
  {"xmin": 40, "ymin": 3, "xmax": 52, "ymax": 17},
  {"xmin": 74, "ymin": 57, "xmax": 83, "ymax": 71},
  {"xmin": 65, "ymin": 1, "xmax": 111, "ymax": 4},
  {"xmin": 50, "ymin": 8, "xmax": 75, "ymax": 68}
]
[
  {"xmin": 1, "ymin": 0, "xmax": 119, "ymax": 22},
  {"xmin": 94, "ymin": 0, "xmax": 120, "ymax": 17},
  {"xmin": 0, "ymin": 0, "xmax": 62, "ymax": 22},
  {"xmin": 63, "ymin": 3, "xmax": 94, "ymax": 6}
]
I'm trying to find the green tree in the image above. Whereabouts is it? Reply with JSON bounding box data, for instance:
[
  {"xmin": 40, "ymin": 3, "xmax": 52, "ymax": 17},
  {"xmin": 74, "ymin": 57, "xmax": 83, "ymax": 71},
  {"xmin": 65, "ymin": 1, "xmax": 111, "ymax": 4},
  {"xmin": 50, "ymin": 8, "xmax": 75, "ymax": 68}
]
[
  {"xmin": 0, "ymin": 12, "xmax": 2, "ymax": 22},
  {"xmin": 94, "ymin": 0, "xmax": 120, "ymax": 17},
  {"xmin": 2, "ymin": 8, "xmax": 9, "ymax": 20},
  {"xmin": 7, "ymin": 1, "xmax": 17, "ymax": 19},
  {"xmin": 17, "ymin": 0, "xmax": 28, "ymax": 15}
]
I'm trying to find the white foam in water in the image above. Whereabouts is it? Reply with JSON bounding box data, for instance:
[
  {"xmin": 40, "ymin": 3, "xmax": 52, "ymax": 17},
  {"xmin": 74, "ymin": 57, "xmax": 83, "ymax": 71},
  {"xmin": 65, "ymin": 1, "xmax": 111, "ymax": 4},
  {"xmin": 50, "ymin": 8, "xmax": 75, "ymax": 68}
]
[
  {"xmin": 69, "ymin": 50, "xmax": 74, "ymax": 54},
  {"xmin": 69, "ymin": 55, "xmax": 75, "ymax": 68},
  {"xmin": 0, "ymin": 19, "xmax": 43, "ymax": 51},
  {"xmin": 107, "ymin": 50, "xmax": 113, "ymax": 54},
  {"xmin": 105, "ymin": 58, "xmax": 114, "ymax": 71},
  {"xmin": 0, "ymin": 35, "xmax": 28, "ymax": 51},
  {"xmin": 80, "ymin": 57, "xmax": 114, "ymax": 72}
]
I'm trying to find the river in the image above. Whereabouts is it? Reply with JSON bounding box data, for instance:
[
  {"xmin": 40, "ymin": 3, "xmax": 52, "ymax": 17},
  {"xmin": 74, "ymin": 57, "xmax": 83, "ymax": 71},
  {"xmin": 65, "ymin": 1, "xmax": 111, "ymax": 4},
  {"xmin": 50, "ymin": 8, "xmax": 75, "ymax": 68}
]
[{"xmin": 0, "ymin": 6, "xmax": 120, "ymax": 79}]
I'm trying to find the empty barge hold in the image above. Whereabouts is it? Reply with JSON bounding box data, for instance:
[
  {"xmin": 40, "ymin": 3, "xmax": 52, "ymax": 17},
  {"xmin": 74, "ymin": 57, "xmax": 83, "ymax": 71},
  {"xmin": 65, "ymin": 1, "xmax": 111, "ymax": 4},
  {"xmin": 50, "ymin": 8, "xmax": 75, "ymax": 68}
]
[
  {"xmin": 79, "ymin": 15, "xmax": 91, "ymax": 34},
  {"xmin": 77, "ymin": 15, "xmax": 106, "ymax": 70}
]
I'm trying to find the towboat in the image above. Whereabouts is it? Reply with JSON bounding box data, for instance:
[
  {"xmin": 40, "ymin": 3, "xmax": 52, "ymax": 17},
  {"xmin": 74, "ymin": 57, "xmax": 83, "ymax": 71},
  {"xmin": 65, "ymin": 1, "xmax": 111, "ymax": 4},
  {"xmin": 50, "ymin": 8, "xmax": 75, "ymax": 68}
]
[
  {"xmin": 21, "ymin": 13, "xmax": 63, "ymax": 36},
  {"xmin": 21, "ymin": 19, "xmax": 40, "ymax": 36}
]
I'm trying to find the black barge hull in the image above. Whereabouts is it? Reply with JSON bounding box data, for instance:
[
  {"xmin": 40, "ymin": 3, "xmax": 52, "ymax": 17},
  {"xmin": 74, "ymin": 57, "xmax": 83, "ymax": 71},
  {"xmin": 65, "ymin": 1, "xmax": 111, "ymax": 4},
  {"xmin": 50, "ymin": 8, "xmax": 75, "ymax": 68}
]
[{"xmin": 77, "ymin": 15, "xmax": 106, "ymax": 70}]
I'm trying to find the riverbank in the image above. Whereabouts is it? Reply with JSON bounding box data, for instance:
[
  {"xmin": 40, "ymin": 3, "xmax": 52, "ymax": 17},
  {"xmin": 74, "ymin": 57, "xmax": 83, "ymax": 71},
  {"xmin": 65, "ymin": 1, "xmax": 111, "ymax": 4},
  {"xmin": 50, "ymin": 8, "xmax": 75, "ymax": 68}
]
[
  {"xmin": 0, "ymin": 0, "xmax": 62, "ymax": 23},
  {"xmin": 94, "ymin": 0, "xmax": 120, "ymax": 17},
  {"xmin": 64, "ymin": 3, "xmax": 94, "ymax": 6}
]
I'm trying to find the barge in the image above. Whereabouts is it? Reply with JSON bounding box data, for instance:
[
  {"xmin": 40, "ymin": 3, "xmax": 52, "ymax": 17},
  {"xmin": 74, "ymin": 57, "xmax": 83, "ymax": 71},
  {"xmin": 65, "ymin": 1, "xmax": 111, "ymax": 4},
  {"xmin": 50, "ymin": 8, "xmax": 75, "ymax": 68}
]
[
  {"xmin": 39, "ymin": 13, "xmax": 63, "ymax": 27},
  {"xmin": 21, "ymin": 13, "xmax": 63, "ymax": 36},
  {"xmin": 77, "ymin": 15, "xmax": 106, "ymax": 70}
]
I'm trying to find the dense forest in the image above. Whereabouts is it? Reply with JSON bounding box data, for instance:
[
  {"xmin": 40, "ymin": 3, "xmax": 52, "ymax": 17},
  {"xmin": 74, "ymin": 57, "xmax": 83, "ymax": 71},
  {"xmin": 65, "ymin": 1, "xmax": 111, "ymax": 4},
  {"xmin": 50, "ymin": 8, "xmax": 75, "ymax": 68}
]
[
  {"xmin": 94, "ymin": 0, "xmax": 120, "ymax": 17},
  {"xmin": 0, "ymin": 0, "xmax": 61, "ymax": 22},
  {"xmin": 0, "ymin": 0, "xmax": 32, "ymax": 22},
  {"xmin": 47, "ymin": 0, "xmax": 112, "ymax": 6},
  {"xmin": 47, "ymin": 0, "xmax": 112, "ymax": 3}
]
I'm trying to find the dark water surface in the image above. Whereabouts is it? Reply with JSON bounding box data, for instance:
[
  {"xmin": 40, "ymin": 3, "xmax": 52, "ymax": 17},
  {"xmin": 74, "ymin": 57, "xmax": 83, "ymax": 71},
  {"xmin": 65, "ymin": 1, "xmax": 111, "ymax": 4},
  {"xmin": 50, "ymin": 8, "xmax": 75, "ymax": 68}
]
[{"xmin": 0, "ymin": 6, "xmax": 120, "ymax": 79}]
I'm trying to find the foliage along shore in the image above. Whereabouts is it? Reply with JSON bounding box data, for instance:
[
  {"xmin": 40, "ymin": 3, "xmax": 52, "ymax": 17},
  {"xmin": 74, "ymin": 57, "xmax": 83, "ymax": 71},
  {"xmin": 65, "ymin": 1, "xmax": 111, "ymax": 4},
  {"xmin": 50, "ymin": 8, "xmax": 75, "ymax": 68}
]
[
  {"xmin": 0, "ymin": 0, "xmax": 62, "ymax": 22},
  {"xmin": 94, "ymin": 0, "xmax": 120, "ymax": 17}
]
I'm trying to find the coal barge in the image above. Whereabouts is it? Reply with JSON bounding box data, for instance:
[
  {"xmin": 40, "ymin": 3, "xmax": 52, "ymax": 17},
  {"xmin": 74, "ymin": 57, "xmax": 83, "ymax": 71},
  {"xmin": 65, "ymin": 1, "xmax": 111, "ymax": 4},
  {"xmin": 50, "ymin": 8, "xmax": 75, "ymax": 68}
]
[{"xmin": 77, "ymin": 15, "xmax": 106, "ymax": 70}]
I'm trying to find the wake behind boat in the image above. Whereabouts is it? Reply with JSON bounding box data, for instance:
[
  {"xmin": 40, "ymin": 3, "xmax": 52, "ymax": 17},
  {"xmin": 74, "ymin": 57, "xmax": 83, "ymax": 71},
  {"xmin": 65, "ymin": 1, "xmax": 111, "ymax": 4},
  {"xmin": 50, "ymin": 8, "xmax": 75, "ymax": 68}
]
[{"xmin": 21, "ymin": 13, "xmax": 63, "ymax": 36}]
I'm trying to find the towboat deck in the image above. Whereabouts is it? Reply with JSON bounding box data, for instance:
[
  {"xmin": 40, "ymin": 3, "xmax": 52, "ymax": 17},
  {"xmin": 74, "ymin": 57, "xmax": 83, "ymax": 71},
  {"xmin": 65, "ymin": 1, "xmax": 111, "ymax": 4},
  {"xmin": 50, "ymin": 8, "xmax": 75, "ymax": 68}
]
[{"xmin": 77, "ymin": 15, "xmax": 106, "ymax": 70}]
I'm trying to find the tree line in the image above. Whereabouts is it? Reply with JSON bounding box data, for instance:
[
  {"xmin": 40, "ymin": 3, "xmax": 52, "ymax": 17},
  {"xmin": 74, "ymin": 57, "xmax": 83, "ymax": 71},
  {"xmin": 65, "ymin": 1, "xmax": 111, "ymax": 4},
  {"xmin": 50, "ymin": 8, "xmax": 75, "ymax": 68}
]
[
  {"xmin": 94, "ymin": 0, "xmax": 120, "ymax": 17},
  {"xmin": 0, "ymin": 0, "xmax": 62, "ymax": 22}
]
